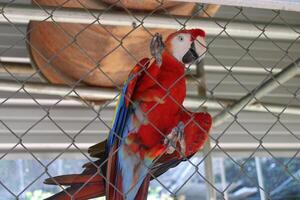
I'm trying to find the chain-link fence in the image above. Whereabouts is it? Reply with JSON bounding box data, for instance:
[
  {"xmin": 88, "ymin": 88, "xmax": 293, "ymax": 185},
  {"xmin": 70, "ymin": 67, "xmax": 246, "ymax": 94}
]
[{"xmin": 0, "ymin": 0, "xmax": 299, "ymax": 200}]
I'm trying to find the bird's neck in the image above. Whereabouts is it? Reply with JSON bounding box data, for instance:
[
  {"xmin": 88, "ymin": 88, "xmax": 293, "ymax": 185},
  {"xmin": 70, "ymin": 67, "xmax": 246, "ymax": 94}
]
[{"xmin": 160, "ymin": 51, "xmax": 185, "ymax": 73}]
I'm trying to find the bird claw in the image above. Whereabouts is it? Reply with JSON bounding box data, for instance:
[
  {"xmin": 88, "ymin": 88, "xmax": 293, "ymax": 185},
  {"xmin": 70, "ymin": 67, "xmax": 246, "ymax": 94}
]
[
  {"xmin": 150, "ymin": 33, "xmax": 165, "ymax": 66},
  {"xmin": 164, "ymin": 122, "xmax": 186, "ymax": 155}
]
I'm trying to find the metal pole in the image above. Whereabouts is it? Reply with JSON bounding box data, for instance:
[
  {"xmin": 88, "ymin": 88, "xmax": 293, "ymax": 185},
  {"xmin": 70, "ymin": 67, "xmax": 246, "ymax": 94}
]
[
  {"xmin": 203, "ymin": 65, "xmax": 282, "ymax": 75},
  {"xmin": 0, "ymin": 63, "xmax": 34, "ymax": 75},
  {"xmin": 17, "ymin": 159, "xmax": 25, "ymax": 199},
  {"xmin": 0, "ymin": 81, "xmax": 300, "ymax": 115},
  {"xmin": 0, "ymin": 143, "xmax": 92, "ymax": 152},
  {"xmin": 0, "ymin": 57, "xmax": 30, "ymax": 64},
  {"xmin": 170, "ymin": 0, "xmax": 300, "ymax": 12},
  {"xmin": 213, "ymin": 58, "xmax": 300, "ymax": 126},
  {"xmin": 220, "ymin": 157, "xmax": 228, "ymax": 200},
  {"xmin": 0, "ymin": 80, "xmax": 118, "ymax": 100},
  {"xmin": 255, "ymin": 157, "xmax": 267, "ymax": 200},
  {"xmin": 0, "ymin": 3, "xmax": 299, "ymax": 40},
  {"xmin": 185, "ymin": 97, "xmax": 300, "ymax": 115},
  {"xmin": 195, "ymin": 61, "xmax": 217, "ymax": 200},
  {"xmin": 203, "ymin": 140, "xmax": 216, "ymax": 200},
  {"xmin": 0, "ymin": 61, "xmax": 284, "ymax": 76},
  {"xmin": 1, "ymin": 142, "xmax": 299, "ymax": 155}
]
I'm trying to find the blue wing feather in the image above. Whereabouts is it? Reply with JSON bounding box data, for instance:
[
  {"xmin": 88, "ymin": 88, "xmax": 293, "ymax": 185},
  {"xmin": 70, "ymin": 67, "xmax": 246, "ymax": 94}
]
[
  {"xmin": 106, "ymin": 58, "xmax": 151, "ymax": 200},
  {"xmin": 107, "ymin": 83, "xmax": 129, "ymax": 151},
  {"xmin": 107, "ymin": 58, "xmax": 150, "ymax": 152}
]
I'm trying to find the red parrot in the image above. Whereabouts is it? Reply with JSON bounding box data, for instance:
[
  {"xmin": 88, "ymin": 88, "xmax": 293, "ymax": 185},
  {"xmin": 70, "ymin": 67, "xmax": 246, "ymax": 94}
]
[{"xmin": 44, "ymin": 29, "xmax": 209, "ymax": 200}]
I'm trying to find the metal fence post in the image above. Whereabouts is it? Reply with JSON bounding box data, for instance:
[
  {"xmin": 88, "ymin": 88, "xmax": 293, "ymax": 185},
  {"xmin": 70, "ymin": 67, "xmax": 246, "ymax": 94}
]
[
  {"xmin": 195, "ymin": 61, "xmax": 217, "ymax": 200},
  {"xmin": 255, "ymin": 157, "xmax": 267, "ymax": 200}
]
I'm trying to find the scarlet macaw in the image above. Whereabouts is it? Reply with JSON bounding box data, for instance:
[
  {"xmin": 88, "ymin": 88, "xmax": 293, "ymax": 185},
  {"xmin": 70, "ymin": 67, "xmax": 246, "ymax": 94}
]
[{"xmin": 44, "ymin": 29, "xmax": 209, "ymax": 200}]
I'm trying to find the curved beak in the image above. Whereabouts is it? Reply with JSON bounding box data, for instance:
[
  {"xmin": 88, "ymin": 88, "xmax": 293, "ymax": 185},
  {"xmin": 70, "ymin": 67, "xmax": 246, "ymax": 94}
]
[{"xmin": 182, "ymin": 41, "xmax": 199, "ymax": 64}]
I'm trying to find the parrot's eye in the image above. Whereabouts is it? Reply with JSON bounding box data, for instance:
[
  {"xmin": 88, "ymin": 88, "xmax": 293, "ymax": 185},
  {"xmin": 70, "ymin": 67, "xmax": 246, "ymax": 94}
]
[{"xmin": 178, "ymin": 35, "xmax": 184, "ymax": 41}]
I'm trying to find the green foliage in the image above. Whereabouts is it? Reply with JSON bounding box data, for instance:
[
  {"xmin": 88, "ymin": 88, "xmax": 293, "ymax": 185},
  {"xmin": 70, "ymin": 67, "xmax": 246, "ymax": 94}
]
[
  {"xmin": 148, "ymin": 186, "xmax": 176, "ymax": 200},
  {"xmin": 224, "ymin": 157, "xmax": 258, "ymax": 189},
  {"xmin": 25, "ymin": 190, "xmax": 53, "ymax": 200},
  {"xmin": 223, "ymin": 157, "xmax": 300, "ymax": 199}
]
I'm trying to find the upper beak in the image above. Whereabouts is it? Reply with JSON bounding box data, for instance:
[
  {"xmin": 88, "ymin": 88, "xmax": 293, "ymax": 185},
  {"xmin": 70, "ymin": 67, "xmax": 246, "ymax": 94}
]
[{"xmin": 182, "ymin": 41, "xmax": 199, "ymax": 64}]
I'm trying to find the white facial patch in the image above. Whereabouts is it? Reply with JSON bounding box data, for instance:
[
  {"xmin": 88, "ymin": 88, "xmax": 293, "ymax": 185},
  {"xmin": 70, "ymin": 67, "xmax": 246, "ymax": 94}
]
[
  {"xmin": 194, "ymin": 36, "xmax": 207, "ymax": 60},
  {"xmin": 171, "ymin": 33, "xmax": 191, "ymax": 62}
]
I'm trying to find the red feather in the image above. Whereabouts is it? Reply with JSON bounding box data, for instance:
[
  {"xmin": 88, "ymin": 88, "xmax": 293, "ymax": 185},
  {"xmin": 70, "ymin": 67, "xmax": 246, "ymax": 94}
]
[
  {"xmin": 125, "ymin": 58, "xmax": 150, "ymax": 107},
  {"xmin": 133, "ymin": 51, "xmax": 186, "ymax": 149}
]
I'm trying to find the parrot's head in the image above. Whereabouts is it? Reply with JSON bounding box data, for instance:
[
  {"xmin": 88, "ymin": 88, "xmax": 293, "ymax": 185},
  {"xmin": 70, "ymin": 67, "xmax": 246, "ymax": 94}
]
[{"xmin": 165, "ymin": 29, "xmax": 206, "ymax": 64}]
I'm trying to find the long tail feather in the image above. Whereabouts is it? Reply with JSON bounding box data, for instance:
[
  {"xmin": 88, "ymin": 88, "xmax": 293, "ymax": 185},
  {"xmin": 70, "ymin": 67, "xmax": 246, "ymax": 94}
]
[
  {"xmin": 135, "ymin": 174, "xmax": 151, "ymax": 200},
  {"xmin": 107, "ymin": 143, "xmax": 122, "ymax": 200},
  {"xmin": 81, "ymin": 159, "xmax": 106, "ymax": 175},
  {"xmin": 88, "ymin": 140, "xmax": 107, "ymax": 158},
  {"xmin": 44, "ymin": 174, "xmax": 103, "ymax": 186},
  {"xmin": 113, "ymin": 172, "xmax": 125, "ymax": 200},
  {"xmin": 44, "ymin": 159, "xmax": 107, "ymax": 200}
]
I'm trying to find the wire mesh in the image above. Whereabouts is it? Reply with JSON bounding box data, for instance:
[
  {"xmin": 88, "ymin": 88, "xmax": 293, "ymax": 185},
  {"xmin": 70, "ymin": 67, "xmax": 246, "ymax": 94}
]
[{"xmin": 0, "ymin": 0, "xmax": 299, "ymax": 200}]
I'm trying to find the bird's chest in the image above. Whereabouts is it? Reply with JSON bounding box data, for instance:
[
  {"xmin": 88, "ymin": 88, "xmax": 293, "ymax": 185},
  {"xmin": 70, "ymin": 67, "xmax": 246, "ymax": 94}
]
[
  {"xmin": 158, "ymin": 75, "xmax": 186, "ymax": 108},
  {"xmin": 138, "ymin": 79, "xmax": 185, "ymax": 131}
]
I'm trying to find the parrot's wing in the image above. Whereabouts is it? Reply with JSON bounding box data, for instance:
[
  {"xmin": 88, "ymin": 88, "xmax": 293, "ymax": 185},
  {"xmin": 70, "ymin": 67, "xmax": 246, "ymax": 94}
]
[
  {"xmin": 106, "ymin": 58, "xmax": 151, "ymax": 200},
  {"xmin": 106, "ymin": 58, "xmax": 150, "ymax": 151}
]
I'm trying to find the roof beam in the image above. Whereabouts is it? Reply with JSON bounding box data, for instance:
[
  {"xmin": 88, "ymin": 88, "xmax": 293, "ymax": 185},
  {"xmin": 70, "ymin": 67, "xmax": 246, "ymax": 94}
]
[
  {"xmin": 171, "ymin": 0, "xmax": 300, "ymax": 12},
  {"xmin": 0, "ymin": 3, "xmax": 299, "ymax": 40},
  {"xmin": 213, "ymin": 58, "xmax": 300, "ymax": 126}
]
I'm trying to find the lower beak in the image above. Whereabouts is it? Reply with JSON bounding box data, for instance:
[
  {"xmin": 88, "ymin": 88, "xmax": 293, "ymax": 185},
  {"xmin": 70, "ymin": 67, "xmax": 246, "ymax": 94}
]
[{"xmin": 182, "ymin": 42, "xmax": 199, "ymax": 64}]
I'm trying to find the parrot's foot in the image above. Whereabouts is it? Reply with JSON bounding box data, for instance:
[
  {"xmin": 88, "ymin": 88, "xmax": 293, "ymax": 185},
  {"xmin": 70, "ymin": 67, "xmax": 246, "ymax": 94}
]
[
  {"xmin": 164, "ymin": 121, "xmax": 186, "ymax": 155},
  {"xmin": 150, "ymin": 33, "xmax": 165, "ymax": 66}
]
